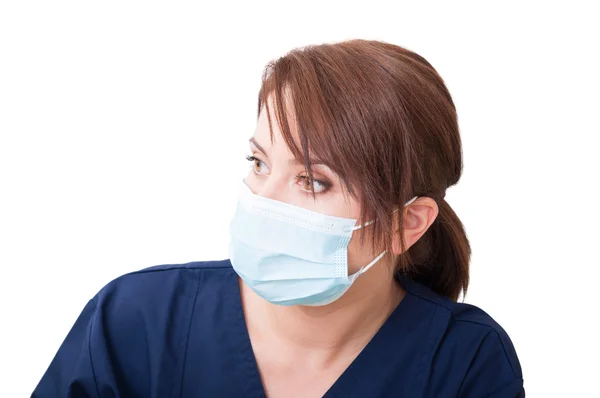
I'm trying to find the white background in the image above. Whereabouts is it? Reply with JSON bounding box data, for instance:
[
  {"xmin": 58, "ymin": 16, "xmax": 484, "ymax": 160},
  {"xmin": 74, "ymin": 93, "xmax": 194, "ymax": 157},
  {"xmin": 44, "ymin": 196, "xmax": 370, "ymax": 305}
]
[{"xmin": 1, "ymin": 1, "xmax": 598, "ymax": 396}]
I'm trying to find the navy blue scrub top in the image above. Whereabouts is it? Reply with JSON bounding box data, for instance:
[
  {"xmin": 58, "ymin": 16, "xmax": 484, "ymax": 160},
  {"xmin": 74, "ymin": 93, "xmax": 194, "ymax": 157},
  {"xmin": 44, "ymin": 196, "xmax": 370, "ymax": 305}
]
[{"xmin": 33, "ymin": 260, "xmax": 524, "ymax": 397}]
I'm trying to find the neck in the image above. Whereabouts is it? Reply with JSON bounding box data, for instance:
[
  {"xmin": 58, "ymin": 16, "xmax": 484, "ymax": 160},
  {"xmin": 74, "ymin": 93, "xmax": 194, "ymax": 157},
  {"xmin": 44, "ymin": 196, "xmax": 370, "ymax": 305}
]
[{"xmin": 241, "ymin": 262, "xmax": 403, "ymax": 359}]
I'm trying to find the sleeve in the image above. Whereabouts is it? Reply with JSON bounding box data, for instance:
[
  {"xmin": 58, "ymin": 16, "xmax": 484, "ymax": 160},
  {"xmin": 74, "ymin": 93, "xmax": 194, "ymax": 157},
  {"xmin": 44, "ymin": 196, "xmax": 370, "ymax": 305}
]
[
  {"xmin": 458, "ymin": 331, "xmax": 525, "ymax": 398},
  {"xmin": 32, "ymin": 299, "xmax": 100, "ymax": 398}
]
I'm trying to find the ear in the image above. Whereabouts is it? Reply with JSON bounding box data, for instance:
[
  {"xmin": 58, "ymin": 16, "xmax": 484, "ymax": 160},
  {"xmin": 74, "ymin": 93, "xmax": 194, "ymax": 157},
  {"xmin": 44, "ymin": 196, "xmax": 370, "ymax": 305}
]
[{"xmin": 391, "ymin": 197, "xmax": 439, "ymax": 255}]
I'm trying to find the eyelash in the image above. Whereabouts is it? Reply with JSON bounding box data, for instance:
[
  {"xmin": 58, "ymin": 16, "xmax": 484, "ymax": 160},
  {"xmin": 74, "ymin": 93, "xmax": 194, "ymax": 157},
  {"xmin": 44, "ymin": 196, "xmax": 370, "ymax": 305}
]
[
  {"xmin": 245, "ymin": 155, "xmax": 332, "ymax": 194},
  {"xmin": 246, "ymin": 155, "xmax": 259, "ymax": 163},
  {"xmin": 295, "ymin": 174, "xmax": 332, "ymax": 193}
]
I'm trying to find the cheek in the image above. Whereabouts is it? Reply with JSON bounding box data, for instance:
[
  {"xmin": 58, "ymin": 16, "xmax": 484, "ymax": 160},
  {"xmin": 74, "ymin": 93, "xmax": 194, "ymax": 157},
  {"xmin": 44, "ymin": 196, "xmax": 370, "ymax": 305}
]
[
  {"xmin": 346, "ymin": 233, "xmax": 378, "ymax": 272},
  {"xmin": 321, "ymin": 189, "xmax": 361, "ymax": 219},
  {"xmin": 244, "ymin": 168, "xmax": 271, "ymax": 191},
  {"xmin": 345, "ymin": 212, "xmax": 384, "ymax": 271}
]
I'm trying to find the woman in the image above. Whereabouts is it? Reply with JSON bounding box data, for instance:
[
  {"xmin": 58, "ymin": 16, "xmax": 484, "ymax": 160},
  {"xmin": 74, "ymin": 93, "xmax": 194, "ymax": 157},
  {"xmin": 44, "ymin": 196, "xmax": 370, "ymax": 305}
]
[{"xmin": 33, "ymin": 39, "xmax": 524, "ymax": 397}]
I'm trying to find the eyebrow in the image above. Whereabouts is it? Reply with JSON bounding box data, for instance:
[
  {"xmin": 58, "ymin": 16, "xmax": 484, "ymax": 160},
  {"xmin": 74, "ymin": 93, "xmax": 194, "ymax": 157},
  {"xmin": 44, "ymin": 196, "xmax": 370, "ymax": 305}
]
[
  {"xmin": 249, "ymin": 137, "xmax": 267, "ymax": 155},
  {"xmin": 249, "ymin": 137, "xmax": 328, "ymax": 166}
]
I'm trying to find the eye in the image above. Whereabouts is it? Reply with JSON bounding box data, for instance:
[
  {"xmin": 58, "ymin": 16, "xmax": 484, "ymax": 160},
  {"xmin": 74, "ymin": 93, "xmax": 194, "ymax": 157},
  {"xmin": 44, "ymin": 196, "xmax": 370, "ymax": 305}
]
[
  {"xmin": 297, "ymin": 175, "xmax": 331, "ymax": 194},
  {"xmin": 246, "ymin": 155, "xmax": 270, "ymax": 175}
]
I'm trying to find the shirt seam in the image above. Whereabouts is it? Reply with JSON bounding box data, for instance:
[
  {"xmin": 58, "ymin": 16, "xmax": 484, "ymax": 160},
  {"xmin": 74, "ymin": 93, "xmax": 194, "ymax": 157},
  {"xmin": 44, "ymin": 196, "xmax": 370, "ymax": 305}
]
[
  {"xmin": 403, "ymin": 289, "xmax": 519, "ymax": 379},
  {"xmin": 456, "ymin": 329, "xmax": 495, "ymax": 394},
  {"xmin": 412, "ymin": 305, "xmax": 442, "ymax": 396},
  {"xmin": 178, "ymin": 268, "xmax": 203, "ymax": 398},
  {"xmin": 88, "ymin": 298, "xmax": 101, "ymax": 398}
]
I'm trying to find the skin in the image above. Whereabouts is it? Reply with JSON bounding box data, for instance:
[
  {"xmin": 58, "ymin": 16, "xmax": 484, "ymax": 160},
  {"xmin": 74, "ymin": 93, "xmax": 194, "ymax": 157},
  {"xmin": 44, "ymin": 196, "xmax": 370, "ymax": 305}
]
[{"xmin": 240, "ymin": 95, "xmax": 439, "ymax": 398}]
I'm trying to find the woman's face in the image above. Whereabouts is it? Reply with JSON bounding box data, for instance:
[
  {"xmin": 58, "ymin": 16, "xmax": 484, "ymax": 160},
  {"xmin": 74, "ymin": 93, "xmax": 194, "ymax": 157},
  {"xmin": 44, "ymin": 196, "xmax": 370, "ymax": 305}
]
[{"xmin": 245, "ymin": 105, "xmax": 384, "ymax": 275}]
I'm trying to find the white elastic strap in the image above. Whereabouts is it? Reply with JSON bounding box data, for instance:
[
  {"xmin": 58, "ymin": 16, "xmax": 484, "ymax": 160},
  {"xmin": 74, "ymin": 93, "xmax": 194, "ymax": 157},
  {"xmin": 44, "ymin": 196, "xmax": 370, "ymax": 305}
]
[
  {"xmin": 405, "ymin": 196, "xmax": 419, "ymax": 206},
  {"xmin": 351, "ymin": 196, "xmax": 419, "ymax": 231},
  {"xmin": 351, "ymin": 219, "xmax": 374, "ymax": 230},
  {"xmin": 360, "ymin": 250, "xmax": 387, "ymax": 274}
]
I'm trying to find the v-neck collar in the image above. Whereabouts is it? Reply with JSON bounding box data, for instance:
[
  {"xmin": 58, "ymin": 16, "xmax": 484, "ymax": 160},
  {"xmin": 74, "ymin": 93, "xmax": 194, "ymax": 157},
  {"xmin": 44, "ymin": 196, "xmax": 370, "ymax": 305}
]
[{"xmin": 229, "ymin": 270, "xmax": 425, "ymax": 398}]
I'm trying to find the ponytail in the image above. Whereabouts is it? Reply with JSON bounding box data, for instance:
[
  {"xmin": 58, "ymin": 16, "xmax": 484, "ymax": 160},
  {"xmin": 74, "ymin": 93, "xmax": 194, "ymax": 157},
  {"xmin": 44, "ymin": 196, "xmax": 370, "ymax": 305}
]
[{"xmin": 399, "ymin": 198, "xmax": 471, "ymax": 301}]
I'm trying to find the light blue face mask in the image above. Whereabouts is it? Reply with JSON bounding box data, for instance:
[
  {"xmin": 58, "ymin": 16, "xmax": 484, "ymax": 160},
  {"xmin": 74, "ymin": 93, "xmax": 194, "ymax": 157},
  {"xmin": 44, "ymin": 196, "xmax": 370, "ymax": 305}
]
[{"xmin": 229, "ymin": 181, "xmax": 419, "ymax": 306}]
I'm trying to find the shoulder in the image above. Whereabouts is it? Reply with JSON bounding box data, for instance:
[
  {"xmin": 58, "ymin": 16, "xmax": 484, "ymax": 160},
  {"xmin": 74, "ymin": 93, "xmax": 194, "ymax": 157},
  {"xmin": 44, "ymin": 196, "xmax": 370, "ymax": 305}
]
[
  {"xmin": 90, "ymin": 260, "xmax": 236, "ymax": 395},
  {"xmin": 400, "ymin": 278, "xmax": 524, "ymax": 396},
  {"xmin": 89, "ymin": 259, "xmax": 236, "ymax": 337},
  {"xmin": 33, "ymin": 260, "xmax": 237, "ymax": 396},
  {"xmin": 90, "ymin": 257, "xmax": 236, "ymax": 330},
  {"xmin": 92, "ymin": 259, "xmax": 234, "ymax": 306}
]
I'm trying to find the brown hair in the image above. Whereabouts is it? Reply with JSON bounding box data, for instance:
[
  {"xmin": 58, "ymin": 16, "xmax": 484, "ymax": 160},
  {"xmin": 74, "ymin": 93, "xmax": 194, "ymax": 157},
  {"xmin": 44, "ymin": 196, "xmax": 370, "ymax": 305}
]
[{"xmin": 257, "ymin": 39, "xmax": 470, "ymax": 301}]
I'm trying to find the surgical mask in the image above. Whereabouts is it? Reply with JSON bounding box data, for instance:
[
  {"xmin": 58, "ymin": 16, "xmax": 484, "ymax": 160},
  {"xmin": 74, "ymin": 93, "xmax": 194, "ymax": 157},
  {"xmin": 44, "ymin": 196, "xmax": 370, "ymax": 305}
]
[{"xmin": 229, "ymin": 181, "xmax": 418, "ymax": 306}]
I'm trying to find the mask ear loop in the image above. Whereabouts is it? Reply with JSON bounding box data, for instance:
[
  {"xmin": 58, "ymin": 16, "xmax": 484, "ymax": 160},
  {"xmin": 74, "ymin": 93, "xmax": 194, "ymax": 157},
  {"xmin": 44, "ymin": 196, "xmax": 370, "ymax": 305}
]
[
  {"xmin": 351, "ymin": 219, "xmax": 375, "ymax": 231},
  {"xmin": 350, "ymin": 196, "xmax": 419, "ymax": 231},
  {"xmin": 349, "ymin": 195, "xmax": 420, "ymax": 275},
  {"xmin": 359, "ymin": 250, "xmax": 388, "ymax": 274}
]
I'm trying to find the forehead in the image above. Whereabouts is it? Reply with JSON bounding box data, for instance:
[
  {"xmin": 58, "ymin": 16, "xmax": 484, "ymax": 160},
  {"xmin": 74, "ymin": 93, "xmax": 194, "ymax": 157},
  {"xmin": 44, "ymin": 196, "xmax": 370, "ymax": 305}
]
[
  {"xmin": 253, "ymin": 89, "xmax": 357, "ymax": 197},
  {"xmin": 254, "ymin": 94, "xmax": 301, "ymax": 154}
]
